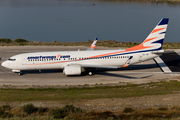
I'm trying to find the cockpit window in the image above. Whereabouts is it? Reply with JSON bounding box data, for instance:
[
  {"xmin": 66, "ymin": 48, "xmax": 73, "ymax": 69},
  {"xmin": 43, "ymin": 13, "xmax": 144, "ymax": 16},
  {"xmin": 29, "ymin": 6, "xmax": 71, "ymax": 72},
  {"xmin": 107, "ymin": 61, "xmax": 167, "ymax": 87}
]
[{"xmin": 8, "ymin": 58, "xmax": 16, "ymax": 61}]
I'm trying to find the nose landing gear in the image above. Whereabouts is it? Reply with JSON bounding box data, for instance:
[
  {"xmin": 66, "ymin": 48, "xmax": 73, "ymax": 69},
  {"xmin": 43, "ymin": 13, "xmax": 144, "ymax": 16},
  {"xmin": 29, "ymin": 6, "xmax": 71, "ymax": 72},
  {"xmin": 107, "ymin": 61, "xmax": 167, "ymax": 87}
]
[{"xmin": 12, "ymin": 70, "xmax": 22, "ymax": 76}]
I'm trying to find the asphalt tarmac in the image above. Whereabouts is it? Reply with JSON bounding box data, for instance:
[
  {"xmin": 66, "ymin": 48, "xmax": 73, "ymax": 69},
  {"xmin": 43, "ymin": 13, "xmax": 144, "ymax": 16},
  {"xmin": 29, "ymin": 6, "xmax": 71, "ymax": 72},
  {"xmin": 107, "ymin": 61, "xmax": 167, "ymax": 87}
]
[
  {"xmin": 0, "ymin": 46, "xmax": 178, "ymax": 87},
  {"xmin": 160, "ymin": 51, "xmax": 180, "ymax": 72}
]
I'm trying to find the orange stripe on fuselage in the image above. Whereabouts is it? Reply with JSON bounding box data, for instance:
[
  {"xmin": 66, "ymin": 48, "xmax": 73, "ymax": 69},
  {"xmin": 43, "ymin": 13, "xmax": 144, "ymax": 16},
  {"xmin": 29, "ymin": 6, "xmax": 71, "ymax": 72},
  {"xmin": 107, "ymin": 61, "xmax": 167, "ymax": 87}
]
[
  {"xmin": 151, "ymin": 27, "xmax": 166, "ymax": 34},
  {"xmin": 89, "ymin": 41, "xmax": 153, "ymax": 58}
]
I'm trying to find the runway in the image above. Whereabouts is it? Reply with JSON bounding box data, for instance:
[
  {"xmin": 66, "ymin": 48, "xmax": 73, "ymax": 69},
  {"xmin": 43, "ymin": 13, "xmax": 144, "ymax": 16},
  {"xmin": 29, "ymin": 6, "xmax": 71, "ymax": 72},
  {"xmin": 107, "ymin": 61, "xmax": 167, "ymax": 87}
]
[{"xmin": 0, "ymin": 46, "xmax": 179, "ymax": 87}]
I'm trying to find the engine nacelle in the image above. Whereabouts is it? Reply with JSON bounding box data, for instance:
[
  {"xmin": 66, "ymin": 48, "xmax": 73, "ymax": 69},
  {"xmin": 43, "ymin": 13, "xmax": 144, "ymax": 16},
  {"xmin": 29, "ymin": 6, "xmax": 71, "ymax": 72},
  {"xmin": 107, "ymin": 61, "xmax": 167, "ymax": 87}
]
[
  {"xmin": 12, "ymin": 69, "xmax": 21, "ymax": 73},
  {"xmin": 63, "ymin": 65, "xmax": 81, "ymax": 75}
]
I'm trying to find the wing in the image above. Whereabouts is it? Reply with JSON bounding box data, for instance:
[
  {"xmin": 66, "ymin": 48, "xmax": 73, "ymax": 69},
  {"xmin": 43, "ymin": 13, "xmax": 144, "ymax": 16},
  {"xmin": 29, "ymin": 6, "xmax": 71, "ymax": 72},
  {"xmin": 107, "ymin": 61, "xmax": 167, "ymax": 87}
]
[
  {"xmin": 80, "ymin": 64, "xmax": 118, "ymax": 69},
  {"xmin": 67, "ymin": 56, "xmax": 133, "ymax": 69}
]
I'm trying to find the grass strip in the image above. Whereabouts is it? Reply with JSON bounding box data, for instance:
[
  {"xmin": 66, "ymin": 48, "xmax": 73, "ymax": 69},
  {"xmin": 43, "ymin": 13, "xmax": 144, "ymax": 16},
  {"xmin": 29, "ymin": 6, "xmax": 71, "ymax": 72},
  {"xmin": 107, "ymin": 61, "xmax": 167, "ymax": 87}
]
[{"xmin": 0, "ymin": 80, "xmax": 179, "ymax": 102}]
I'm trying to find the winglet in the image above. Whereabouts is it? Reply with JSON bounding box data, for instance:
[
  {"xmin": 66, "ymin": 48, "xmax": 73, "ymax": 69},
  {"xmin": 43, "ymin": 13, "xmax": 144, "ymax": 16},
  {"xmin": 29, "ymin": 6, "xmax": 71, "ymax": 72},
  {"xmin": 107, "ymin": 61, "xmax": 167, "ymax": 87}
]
[{"xmin": 122, "ymin": 56, "xmax": 133, "ymax": 68}]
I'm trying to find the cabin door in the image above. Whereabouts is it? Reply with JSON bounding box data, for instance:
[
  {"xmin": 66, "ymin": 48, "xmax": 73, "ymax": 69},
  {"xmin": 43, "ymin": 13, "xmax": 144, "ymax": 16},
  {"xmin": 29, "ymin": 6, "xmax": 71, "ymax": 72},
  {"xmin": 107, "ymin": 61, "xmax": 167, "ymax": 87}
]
[
  {"xmin": 138, "ymin": 53, "xmax": 143, "ymax": 62},
  {"xmin": 22, "ymin": 56, "xmax": 27, "ymax": 65}
]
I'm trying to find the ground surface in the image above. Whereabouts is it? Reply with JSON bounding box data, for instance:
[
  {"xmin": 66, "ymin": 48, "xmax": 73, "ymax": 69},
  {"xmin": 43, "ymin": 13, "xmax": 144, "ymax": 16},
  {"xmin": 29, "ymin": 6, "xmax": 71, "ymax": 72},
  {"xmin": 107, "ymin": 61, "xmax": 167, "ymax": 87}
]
[{"xmin": 0, "ymin": 46, "xmax": 180, "ymax": 110}]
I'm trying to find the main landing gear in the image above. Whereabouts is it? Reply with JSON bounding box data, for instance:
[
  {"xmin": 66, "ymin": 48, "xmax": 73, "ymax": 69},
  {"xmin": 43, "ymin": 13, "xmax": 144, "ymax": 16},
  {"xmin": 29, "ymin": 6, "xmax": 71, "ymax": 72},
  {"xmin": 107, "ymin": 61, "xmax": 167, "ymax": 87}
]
[
  {"xmin": 88, "ymin": 71, "xmax": 92, "ymax": 76},
  {"xmin": 17, "ymin": 72, "xmax": 22, "ymax": 76}
]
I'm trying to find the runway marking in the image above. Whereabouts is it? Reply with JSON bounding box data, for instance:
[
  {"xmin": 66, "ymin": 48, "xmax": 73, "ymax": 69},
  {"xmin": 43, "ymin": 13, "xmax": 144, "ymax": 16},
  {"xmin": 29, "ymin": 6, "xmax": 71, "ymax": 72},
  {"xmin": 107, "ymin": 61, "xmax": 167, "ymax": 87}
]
[{"xmin": 154, "ymin": 57, "xmax": 172, "ymax": 73}]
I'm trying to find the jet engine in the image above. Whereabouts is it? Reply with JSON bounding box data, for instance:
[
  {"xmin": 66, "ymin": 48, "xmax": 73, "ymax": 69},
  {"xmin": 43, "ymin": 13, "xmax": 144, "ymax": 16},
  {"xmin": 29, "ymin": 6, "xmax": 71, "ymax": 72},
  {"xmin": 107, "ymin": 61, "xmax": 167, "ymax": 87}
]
[{"xmin": 63, "ymin": 65, "xmax": 81, "ymax": 75}]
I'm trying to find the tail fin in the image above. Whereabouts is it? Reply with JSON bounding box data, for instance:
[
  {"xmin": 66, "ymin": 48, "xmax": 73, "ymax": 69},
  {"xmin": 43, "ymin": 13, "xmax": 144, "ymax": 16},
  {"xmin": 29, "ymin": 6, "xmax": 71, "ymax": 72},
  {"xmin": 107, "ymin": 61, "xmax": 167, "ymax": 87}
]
[
  {"xmin": 126, "ymin": 18, "xmax": 169, "ymax": 52},
  {"xmin": 86, "ymin": 37, "xmax": 98, "ymax": 51}
]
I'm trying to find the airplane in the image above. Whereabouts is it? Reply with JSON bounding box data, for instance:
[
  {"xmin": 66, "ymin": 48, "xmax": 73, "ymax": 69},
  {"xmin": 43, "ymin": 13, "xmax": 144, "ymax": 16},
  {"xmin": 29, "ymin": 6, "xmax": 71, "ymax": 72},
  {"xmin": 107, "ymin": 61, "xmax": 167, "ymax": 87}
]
[
  {"xmin": 86, "ymin": 38, "xmax": 98, "ymax": 51},
  {"xmin": 1, "ymin": 18, "xmax": 169, "ymax": 76}
]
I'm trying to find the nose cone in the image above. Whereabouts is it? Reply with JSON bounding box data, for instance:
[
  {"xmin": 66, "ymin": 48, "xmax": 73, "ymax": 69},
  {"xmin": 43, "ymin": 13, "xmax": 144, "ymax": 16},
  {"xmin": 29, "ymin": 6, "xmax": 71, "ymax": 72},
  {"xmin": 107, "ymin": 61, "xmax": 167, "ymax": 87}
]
[{"xmin": 1, "ymin": 61, "xmax": 8, "ymax": 68}]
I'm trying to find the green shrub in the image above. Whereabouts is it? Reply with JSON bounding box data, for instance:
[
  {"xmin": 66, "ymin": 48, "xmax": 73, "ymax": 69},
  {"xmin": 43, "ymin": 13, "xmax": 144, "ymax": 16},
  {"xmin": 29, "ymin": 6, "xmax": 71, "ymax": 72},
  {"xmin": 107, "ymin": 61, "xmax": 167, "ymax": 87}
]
[
  {"xmin": 0, "ymin": 38, "xmax": 12, "ymax": 43},
  {"xmin": 107, "ymin": 117, "xmax": 115, "ymax": 120},
  {"xmin": 1, "ymin": 112, "xmax": 11, "ymax": 118},
  {"xmin": 18, "ymin": 43, "xmax": 27, "ymax": 46},
  {"xmin": 62, "ymin": 105, "xmax": 82, "ymax": 113},
  {"xmin": 0, "ymin": 109, "xmax": 11, "ymax": 118},
  {"xmin": 52, "ymin": 108, "xmax": 66, "ymax": 119},
  {"xmin": 123, "ymin": 107, "xmax": 135, "ymax": 113},
  {"xmin": 99, "ymin": 111, "xmax": 115, "ymax": 118},
  {"xmin": 2, "ymin": 104, "xmax": 11, "ymax": 111},
  {"xmin": 52, "ymin": 105, "xmax": 82, "ymax": 119},
  {"xmin": 14, "ymin": 38, "xmax": 29, "ymax": 43},
  {"xmin": 0, "ymin": 109, "xmax": 4, "ymax": 117},
  {"xmin": 38, "ymin": 107, "xmax": 48, "ymax": 114},
  {"xmin": 22, "ymin": 103, "xmax": 37, "ymax": 115},
  {"xmin": 158, "ymin": 107, "xmax": 168, "ymax": 111}
]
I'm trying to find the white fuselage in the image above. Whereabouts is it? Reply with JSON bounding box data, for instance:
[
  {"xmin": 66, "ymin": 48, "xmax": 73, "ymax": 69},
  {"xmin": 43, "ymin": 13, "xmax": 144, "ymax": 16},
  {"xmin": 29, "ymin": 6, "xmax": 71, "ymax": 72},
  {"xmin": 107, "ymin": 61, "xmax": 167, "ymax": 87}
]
[{"xmin": 1, "ymin": 49, "xmax": 159, "ymax": 71}]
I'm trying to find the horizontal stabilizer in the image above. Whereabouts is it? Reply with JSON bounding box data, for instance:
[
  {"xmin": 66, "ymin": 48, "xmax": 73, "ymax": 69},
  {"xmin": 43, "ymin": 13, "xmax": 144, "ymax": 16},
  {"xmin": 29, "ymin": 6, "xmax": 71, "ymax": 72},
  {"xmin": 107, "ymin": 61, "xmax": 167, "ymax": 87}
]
[{"xmin": 151, "ymin": 50, "xmax": 164, "ymax": 54}]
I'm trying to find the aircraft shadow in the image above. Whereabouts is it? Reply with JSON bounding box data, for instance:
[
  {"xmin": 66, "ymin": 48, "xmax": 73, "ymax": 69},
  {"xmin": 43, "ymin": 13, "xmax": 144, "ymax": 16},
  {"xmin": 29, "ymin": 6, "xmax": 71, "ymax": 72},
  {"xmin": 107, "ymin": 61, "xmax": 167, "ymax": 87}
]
[
  {"xmin": 93, "ymin": 63, "xmax": 159, "ymax": 72},
  {"xmin": 20, "ymin": 63, "xmax": 159, "ymax": 79},
  {"xmin": 96, "ymin": 72, "xmax": 153, "ymax": 79},
  {"xmin": 22, "ymin": 69, "xmax": 63, "ymax": 74}
]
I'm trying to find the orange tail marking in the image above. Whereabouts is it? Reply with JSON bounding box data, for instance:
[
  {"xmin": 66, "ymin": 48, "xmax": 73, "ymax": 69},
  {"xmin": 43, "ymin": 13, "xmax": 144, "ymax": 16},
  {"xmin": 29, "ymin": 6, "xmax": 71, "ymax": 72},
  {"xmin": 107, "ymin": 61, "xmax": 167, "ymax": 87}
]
[
  {"xmin": 143, "ymin": 37, "xmax": 157, "ymax": 43},
  {"xmin": 90, "ymin": 46, "xmax": 95, "ymax": 48},
  {"xmin": 151, "ymin": 27, "xmax": 166, "ymax": 34},
  {"xmin": 126, "ymin": 44, "xmax": 151, "ymax": 51}
]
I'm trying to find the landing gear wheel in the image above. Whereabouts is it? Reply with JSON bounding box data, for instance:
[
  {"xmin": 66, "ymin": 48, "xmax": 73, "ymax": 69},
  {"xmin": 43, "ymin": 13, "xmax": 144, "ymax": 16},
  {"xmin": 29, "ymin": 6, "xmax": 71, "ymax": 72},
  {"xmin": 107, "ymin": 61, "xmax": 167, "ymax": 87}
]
[
  {"xmin": 89, "ymin": 71, "xmax": 92, "ymax": 76},
  {"xmin": 17, "ymin": 72, "xmax": 22, "ymax": 76}
]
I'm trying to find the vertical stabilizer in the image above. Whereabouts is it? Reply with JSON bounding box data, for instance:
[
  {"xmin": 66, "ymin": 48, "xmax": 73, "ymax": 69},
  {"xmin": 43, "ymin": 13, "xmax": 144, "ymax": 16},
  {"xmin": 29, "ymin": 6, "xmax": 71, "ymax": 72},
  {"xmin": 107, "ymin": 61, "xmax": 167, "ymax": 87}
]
[
  {"xmin": 86, "ymin": 38, "xmax": 98, "ymax": 51},
  {"xmin": 126, "ymin": 18, "xmax": 169, "ymax": 52}
]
